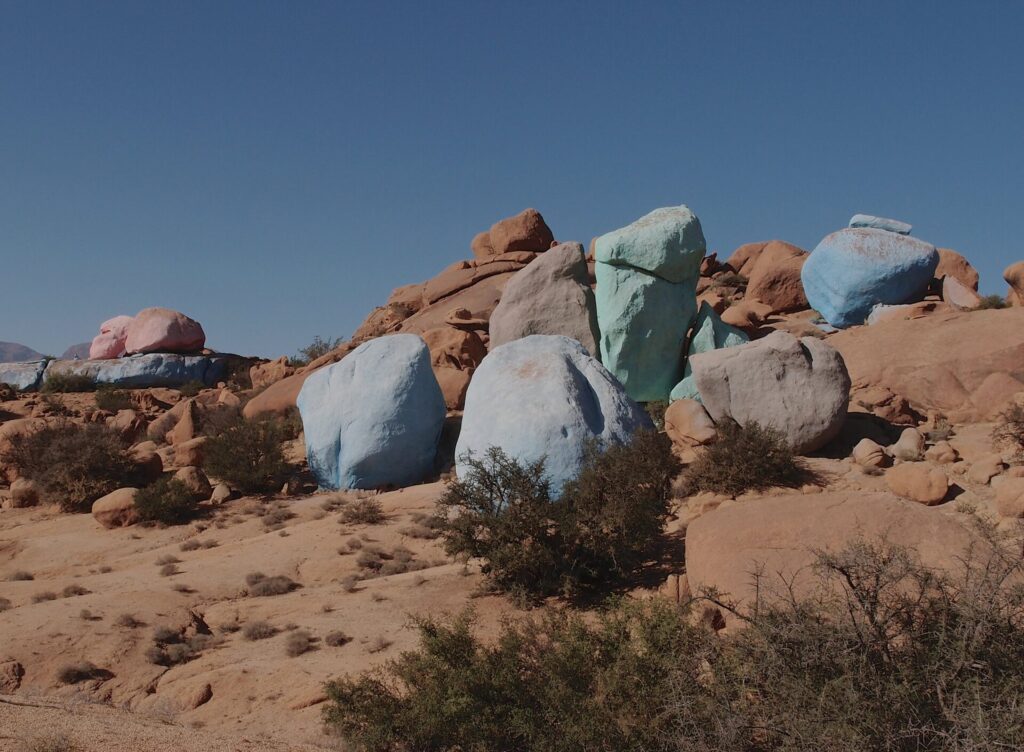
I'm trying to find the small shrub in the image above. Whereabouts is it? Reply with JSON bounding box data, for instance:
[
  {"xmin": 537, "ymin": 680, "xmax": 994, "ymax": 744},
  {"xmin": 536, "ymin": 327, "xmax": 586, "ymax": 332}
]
[
  {"xmin": 155, "ymin": 554, "xmax": 181, "ymax": 565},
  {"xmin": 40, "ymin": 393, "xmax": 73, "ymax": 416},
  {"xmin": 994, "ymin": 403, "xmax": 1024, "ymax": 461},
  {"xmin": 178, "ymin": 380, "xmax": 205, "ymax": 397},
  {"xmin": 711, "ymin": 271, "xmax": 748, "ymax": 290},
  {"xmin": 325, "ymin": 630, "xmax": 351, "ymax": 647},
  {"xmin": 366, "ymin": 635, "xmax": 391, "ymax": 653},
  {"xmin": 246, "ymin": 572, "xmax": 299, "ymax": 597},
  {"xmin": 0, "ymin": 422, "xmax": 142, "ymax": 511},
  {"xmin": 340, "ymin": 574, "xmax": 360, "ymax": 592},
  {"xmin": 977, "ymin": 293, "xmax": 1009, "ymax": 310},
  {"xmin": 0, "ymin": 597, "xmax": 12, "ymax": 611},
  {"xmin": 61, "ymin": 584, "xmax": 89, "ymax": 598},
  {"xmin": 7, "ymin": 570, "xmax": 33, "ymax": 581},
  {"xmin": 290, "ymin": 335, "xmax": 342, "ymax": 367},
  {"xmin": 644, "ymin": 400, "xmax": 668, "ymax": 430},
  {"xmin": 41, "ymin": 372, "xmax": 96, "ymax": 393},
  {"xmin": 32, "ymin": 591, "xmax": 57, "ymax": 603},
  {"xmin": 152, "ymin": 625, "xmax": 181, "ymax": 644},
  {"xmin": 284, "ymin": 629, "xmax": 313, "ymax": 657},
  {"xmin": 179, "ymin": 539, "xmax": 202, "ymax": 551},
  {"xmin": 20, "ymin": 731, "xmax": 83, "ymax": 752},
  {"xmin": 159, "ymin": 563, "xmax": 179, "ymax": 577},
  {"xmin": 340, "ymin": 498, "xmax": 384, "ymax": 525},
  {"xmin": 115, "ymin": 613, "xmax": 141, "ymax": 628},
  {"xmin": 135, "ymin": 477, "xmax": 198, "ymax": 525},
  {"xmin": 242, "ymin": 621, "xmax": 277, "ymax": 640},
  {"xmin": 94, "ymin": 385, "xmax": 133, "ymax": 412},
  {"xmin": 261, "ymin": 504, "xmax": 295, "ymax": 529},
  {"xmin": 56, "ymin": 661, "xmax": 101, "ymax": 684},
  {"xmin": 203, "ymin": 415, "xmax": 288, "ymax": 494},
  {"xmin": 678, "ymin": 420, "xmax": 812, "ymax": 497}
]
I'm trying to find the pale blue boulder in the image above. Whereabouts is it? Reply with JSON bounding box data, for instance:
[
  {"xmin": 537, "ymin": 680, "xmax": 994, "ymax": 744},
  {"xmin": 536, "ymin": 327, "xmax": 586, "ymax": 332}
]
[
  {"xmin": 297, "ymin": 334, "xmax": 446, "ymax": 490},
  {"xmin": 42, "ymin": 354, "xmax": 231, "ymax": 388},
  {"xmin": 670, "ymin": 302, "xmax": 749, "ymax": 401},
  {"xmin": 0, "ymin": 361, "xmax": 47, "ymax": 391},
  {"xmin": 801, "ymin": 228, "xmax": 939, "ymax": 328},
  {"xmin": 595, "ymin": 206, "xmax": 706, "ymax": 402},
  {"xmin": 848, "ymin": 214, "xmax": 912, "ymax": 235},
  {"xmin": 456, "ymin": 335, "xmax": 652, "ymax": 494}
]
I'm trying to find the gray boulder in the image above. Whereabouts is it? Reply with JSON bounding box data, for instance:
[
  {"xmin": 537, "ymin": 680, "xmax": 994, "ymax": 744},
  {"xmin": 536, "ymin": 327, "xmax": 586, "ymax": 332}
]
[
  {"xmin": 0, "ymin": 361, "xmax": 47, "ymax": 391},
  {"xmin": 689, "ymin": 330, "xmax": 851, "ymax": 454},
  {"xmin": 43, "ymin": 354, "xmax": 231, "ymax": 389},
  {"xmin": 488, "ymin": 242, "xmax": 600, "ymax": 356}
]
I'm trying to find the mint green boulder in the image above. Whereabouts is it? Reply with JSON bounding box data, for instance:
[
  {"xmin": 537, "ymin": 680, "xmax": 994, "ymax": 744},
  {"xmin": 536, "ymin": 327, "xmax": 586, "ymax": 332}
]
[
  {"xmin": 595, "ymin": 205, "xmax": 706, "ymax": 402},
  {"xmin": 670, "ymin": 302, "xmax": 749, "ymax": 401}
]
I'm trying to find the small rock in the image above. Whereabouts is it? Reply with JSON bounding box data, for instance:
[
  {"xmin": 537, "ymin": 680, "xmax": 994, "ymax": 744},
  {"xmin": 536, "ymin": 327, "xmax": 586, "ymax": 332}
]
[
  {"xmin": 924, "ymin": 441, "xmax": 959, "ymax": 464},
  {"xmin": 967, "ymin": 454, "xmax": 1007, "ymax": 485},
  {"xmin": 210, "ymin": 483, "xmax": 232, "ymax": 504},
  {"xmin": 890, "ymin": 428, "xmax": 925, "ymax": 461},
  {"xmin": 994, "ymin": 477, "xmax": 1024, "ymax": 518},
  {"xmin": 665, "ymin": 399, "xmax": 717, "ymax": 450},
  {"xmin": 942, "ymin": 276, "xmax": 982, "ymax": 310},
  {"xmin": 92, "ymin": 488, "xmax": 140, "ymax": 528},
  {"xmin": 885, "ymin": 463, "xmax": 948, "ymax": 505},
  {"xmin": 173, "ymin": 437, "xmax": 208, "ymax": 469},
  {"xmin": 852, "ymin": 438, "xmax": 888, "ymax": 468},
  {"xmin": 185, "ymin": 682, "xmax": 213, "ymax": 709},
  {"xmin": 173, "ymin": 466, "xmax": 212, "ymax": 501}
]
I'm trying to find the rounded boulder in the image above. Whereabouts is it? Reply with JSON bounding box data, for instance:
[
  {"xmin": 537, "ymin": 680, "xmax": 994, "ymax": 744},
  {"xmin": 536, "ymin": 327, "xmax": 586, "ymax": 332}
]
[{"xmin": 124, "ymin": 307, "xmax": 206, "ymax": 355}]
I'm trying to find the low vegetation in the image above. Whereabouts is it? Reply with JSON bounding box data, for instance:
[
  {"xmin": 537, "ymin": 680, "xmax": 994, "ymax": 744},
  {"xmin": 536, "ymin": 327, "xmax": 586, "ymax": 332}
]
[
  {"xmin": 677, "ymin": 420, "xmax": 812, "ymax": 496},
  {"xmin": 284, "ymin": 629, "xmax": 314, "ymax": 657},
  {"xmin": 242, "ymin": 621, "xmax": 277, "ymax": 640},
  {"xmin": 290, "ymin": 335, "xmax": 342, "ymax": 367},
  {"xmin": 325, "ymin": 533, "xmax": 1024, "ymax": 751},
  {"xmin": 0, "ymin": 422, "xmax": 142, "ymax": 511},
  {"xmin": 135, "ymin": 477, "xmax": 199, "ymax": 525},
  {"xmin": 245, "ymin": 572, "xmax": 300, "ymax": 597},
  {"xmin": 94, "ymin": 384, "xmax": 133, "ymax": 412},
  {"xmin": 437, "ymin": 430, "xmax": 678, "ymax": 601},
  {"xmin": 41, "ymin": 372, "xmax": 96, "ymax": 393},
  {"xmin": 993, "ymin": 403, "xmax": 1024, "ymax": 461},
  {"xmin": 55, "ymin": 661, "xmax": 103, "ymax": 684},
  {"xmin": 976, "ymin": 293, "xmax": 1009, "ymax": 310},
  {"xmin": 339, "ymin": 497, "xmax": 384, "ymax": 525},
  {"xmin": 204, "ymin": 415, "xmax": 288, "ymax": 494}
]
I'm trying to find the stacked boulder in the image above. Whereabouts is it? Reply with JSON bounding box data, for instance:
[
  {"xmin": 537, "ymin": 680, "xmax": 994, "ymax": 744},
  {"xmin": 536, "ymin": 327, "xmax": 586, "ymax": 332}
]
[
  {"xmin": 89, "ymin": 308, "xmax": 206, "ymax": 359},
  {"xmin": 594, "ymin": 206, "xmax": 706, "ymax": 402},
  {"xmin": 89, "ymin": 315, "xmax": 134, "ymax": 359},
  {"xmin": 802, "ymin": 215, "xmax": 939, "ymax": 328}
]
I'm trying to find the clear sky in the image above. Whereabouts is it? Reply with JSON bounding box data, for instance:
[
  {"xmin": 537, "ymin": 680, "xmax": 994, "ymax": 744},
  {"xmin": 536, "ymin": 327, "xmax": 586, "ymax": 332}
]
[{"xmin": 3, "ymin": 1, "xmax": 1022, "ymax": 358}]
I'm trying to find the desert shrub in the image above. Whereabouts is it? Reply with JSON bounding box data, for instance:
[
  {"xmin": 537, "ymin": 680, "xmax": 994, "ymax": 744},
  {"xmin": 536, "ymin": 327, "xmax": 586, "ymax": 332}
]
[
  {"xmin": 203, "ymin": 415, "xmax": 288, "ymax": 494},
  {"xmin": 993, "ymin": 403, "xmax": 1024, "ymax": 461},
  {"xmin": 438, "ymin": 431, "xmax": 678, "ymax": 600},
  {"xmin": 32, "ymin": 592, "xmax": 57, "ymax": 603},
  {"xmin": 20, "ymin": 731, "xmax": 83, "ymax": 752},
  {"xmin": 115, "ymin": 613, "xmax": 141, "ymax": 628},
  {"xmin": 159, "ymin": 563, "xmax": 179, "ymax": 577},
  {"xmin": 290, "ymin": 335, "xmax": 342, "ymax": 367},
  {"xmin": 339, "ymin": 497, "xmax": 384, "ymax": 525},
  {"xmin": 56, "ymin": 661, "xmax": 102, "ymax": 684},
  {"xmin": 40, "ymin": 393, "xmax": 73, "ymax": 416},
  {"xmin": 677, "ymin": 420, "xmax": 811, "ymax": 497},
  {"xmin": 61, "ymin": 584, "xmax": 89, "ymax": 597},
  {"xmin": 325, "ymin": 630, "xmax": 351, "ymax": 647},
  {"xmin": 242, "ymin": 620, "xmax": 277, "ymax": 640},
  {"xmin": 0, "ymin": 597, "xmax": 11, "ymax": 611},
  {"xmin": 246, "ymin": 572, "xmax": 299, "ymax": 597},
  {"xmin": 645, "ymin": 400, "xmax": 668, "ymax": 430},
  {"xmin": 284, "ymin": 629, "xmax": 313, "ymax": 657},
  {"xmin": 135, "ymin": 477, "xmax": 198, "ymax": 525},
  {"xmin": 7, "ymin": 570, "xmax": 34, "ymax": 581},
  {"xmin": 0, "ymin": 422, "xmax": 141, "ymax": 511},
  {"xmin": 41, "ymin": 372, "xmax": 96, "ymax": 393},
  {"xmin": 177, "ymin": 379, "xmax": 205, "ymax": 397},
  {"xmin": 94, "ymin": 384, "xmax": 133, "ymax": 412},
  {"xmin": 711, "ymin": 271, "xmax": 747, "ymax": 290},
  {"xmin": 976, "ymin": 293, "xmax": 1009, "ymax": 310},
  {"xmin": 179, "ymin": 539, "xmax": 202, "ymax": 551}
]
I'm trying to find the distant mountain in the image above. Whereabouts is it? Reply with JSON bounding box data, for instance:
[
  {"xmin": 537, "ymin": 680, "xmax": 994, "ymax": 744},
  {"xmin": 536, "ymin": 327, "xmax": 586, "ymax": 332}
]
[
  {"xmin": 0, "ymin": 341, "xmax": 44, "ymax": 363},
  {"xmin": 61, "ymin": 342, "xmax": 91, "ymax": 360}
]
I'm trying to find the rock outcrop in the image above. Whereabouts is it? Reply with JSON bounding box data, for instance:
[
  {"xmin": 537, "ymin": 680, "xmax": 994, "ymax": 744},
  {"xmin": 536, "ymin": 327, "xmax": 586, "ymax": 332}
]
[
  {"xmin": 471, "ymin": 208, "xmax": 554, "ymax": 260},
  {"xmin": 742, "ymin": 240, "xmax": 809, "ymax": 313},
  {"xmin": 456, "ymin": 335, "xmax": 651, "ymax": 493},
  {"xmin": 296, "ymin": 334, "xmax": 446, "ymax": 490},
  {"xmin": 43, "ymin": 354, "xmax": 232, "ymax": 389}
]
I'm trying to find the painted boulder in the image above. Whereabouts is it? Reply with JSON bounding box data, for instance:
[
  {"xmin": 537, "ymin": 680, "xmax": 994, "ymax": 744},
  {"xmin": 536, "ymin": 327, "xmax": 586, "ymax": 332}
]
[
  {"xmin": 455, "ymin": 335, "xmax": 652, "ymax": 494},
  {"xmin": 670, "ymin": 302, "xmax": 748, "ymax": 401},
  {"xmin": 89, "ymin": 315, "xmax": 134, "ymax": 359},
  {"xmin": 801, "ymin": 227, "xmax": 939, "ymax": 328},
  {"xmin": 848, "ymin": 214, "xmax": 912, "ymax": 235},
  {"xmin": 297, "ymin": 334, "xmax": 446, "ymax": 490},
  {"xmin": 0, "ymin": 361, "xmax": 47, "ymax": 392},
  {"xmin": 124, "ymin": 308, "xmax": 206, "ymax": 354},
  {"xmin": 43, "ymin": 354, "xmax": 230, "ymax": 388},
  {"xmin": 594, "ymin": 205, "xmax": 705, "ymax": 402}
]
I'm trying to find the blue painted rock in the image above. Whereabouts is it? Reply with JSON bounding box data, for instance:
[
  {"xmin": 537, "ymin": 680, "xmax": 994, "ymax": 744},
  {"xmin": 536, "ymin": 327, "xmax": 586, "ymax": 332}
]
[
  {"xmin": 801, "ymin": 228, "xmax": 939, "ymax": 328},
  {"xmin": 297, "ymin": 334, "xmax": 446, "ymax": 490},
  {"xmin": 595, "ymin": 206, "xmax": 705, "ymax": 402},
  {"xmin": 848, "ymin": 214, "xmax": 913, "ymax": 235},
  {"xmin": 670, "ymin": 302, "xmax": 748, "ymax": 401},
  {"xmin": 43, "ymin": 354, "xmax": 230, "ymax": 389},
  {"xmin": 0, "ymin": 361, "xmax": 47, "ymax": 391},
  {"xmin": 489, "ymin": 242, "xmax": 600, "ymax": 356},
  {"xmin": 456, "ymin": 335, "xmax": 651, "ymax": 494}
]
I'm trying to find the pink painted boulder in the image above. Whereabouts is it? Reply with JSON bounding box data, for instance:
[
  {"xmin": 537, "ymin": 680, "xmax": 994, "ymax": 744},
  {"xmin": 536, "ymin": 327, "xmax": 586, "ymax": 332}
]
[
  {"xmin": 88, "ymin": 315, "xmax": 134, "ymax": 359},
  {"xmin": 124, "ymin": 308, "xmax": 206, "ymax": 355}
]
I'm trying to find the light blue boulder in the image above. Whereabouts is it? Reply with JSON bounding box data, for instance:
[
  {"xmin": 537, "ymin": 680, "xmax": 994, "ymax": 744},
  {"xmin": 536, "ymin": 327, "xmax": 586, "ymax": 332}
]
[
  {"xmin": 595, "ymin": 205, "xmax": 706, "ymax": 402},
  {"xmin": 455, "ymin": 335, "xmax": 652, "ymax": 495},
  {"xmin": 297, "ymin": 334, "xmax": 446, "ymax": 490},
  {"xmin": 0, "ymin": 361, "xmax": 48, "ymax": 391},
  {"xmin": 42, "ymin": 354, "xmax": 230, "ymax": 388},
  {"xmin": 848, "ymin": 214, "xmax": 912, "ymax": 235},
  {"xmin": 801, "ymin": 228, "xmax": 939, "ymax": 328},
  {"xmin": 670, "ymin": 302, "xmax": 749, "ymax": 401}
]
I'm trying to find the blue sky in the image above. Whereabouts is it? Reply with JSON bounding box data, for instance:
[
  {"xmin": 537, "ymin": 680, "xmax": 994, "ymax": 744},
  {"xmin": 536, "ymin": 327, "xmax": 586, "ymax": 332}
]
[{"xmin": 3, "ymin": 1, "xmax": 1022, "ymax": 357}]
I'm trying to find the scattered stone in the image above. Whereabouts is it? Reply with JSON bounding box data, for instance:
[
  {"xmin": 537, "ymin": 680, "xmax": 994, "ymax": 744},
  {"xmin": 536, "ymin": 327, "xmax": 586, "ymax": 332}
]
[
  {"xmin": 848, "ymin": 214, "xmax": 912, "ymax": 234},
  {"xmin": 924, "ymin": 441, "xmax": 958, "ymax": 464},
  {"xmin": 890, "ymin": 427, "xmax": 925, "ymax": 461},
  {"xmin": 166, "ymin": 399, "xmax": 199, "ymax": 445},
  {"xmin": 92, "ymin": 488, "xmax": 140, "ymax": 528},
  {"xmin": 689, "ymin": 331, "xmax": 851, "ymax": 454},
  {"xmin": 125, "ymin": 307, "xmax": 206, "ymax": 354},
  {"xmin": 174, "ymin": 466, "xmax": 213, "ymax": 500},
  {"xmin": 185, "ymin": 682, "xmax": 213, "ymax": 709},
  {"xmin": 802, "ymin": 227, "xmax": 939, "ymax": 328},
  {"xmin": 210, "ymin": 482, "xmax": 232, "ymax": 504},
  {"xmin": 422, "ymin": 326, "xmax": 487, "ymax": 410},
  {"xmin": 935, "ymin": 248, "xmax": 979, "ymax": 290},
  {"xmin": 297, "ymin": 334, "xmax": 446, "ymax": 490},
  {"xmin": 456, "ymin": 335, "xmax": 651, "ymax": 493},
  {"xmin": 664, "ymin": 399, "xmax": 717, "ymax": 450},
  {"xmin": 885, "ymin": 463, "xmax": 948, "ymax": 505},
  {"xmin": 967, "ymin": 454, "xmax": 1007, "ymax": 485},
  {"xmin": 852, "ymin": 438, "xmax": 888, "ymax": 468},
  {"xmin": 0, "ymin": 659, "xmax": 25, "ymax": 692},
  {"xmin": 484, "ymin": 208, "xmax": 554, "ymax": 257}
]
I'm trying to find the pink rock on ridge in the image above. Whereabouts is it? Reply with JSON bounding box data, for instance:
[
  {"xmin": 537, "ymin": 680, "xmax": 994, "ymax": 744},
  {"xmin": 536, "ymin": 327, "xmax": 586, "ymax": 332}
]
[
  {"xmin": 124, "ymin": 307, "xmax": 206, "ymax": 355},
  {"xmin": 88, "ymin": 315, "xmax": 134, "ymax": 359}
]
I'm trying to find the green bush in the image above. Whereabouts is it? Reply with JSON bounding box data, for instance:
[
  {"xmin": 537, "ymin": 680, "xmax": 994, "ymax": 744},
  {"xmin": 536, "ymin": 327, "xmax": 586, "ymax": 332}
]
[
  {"xmin": 678, "ymin": 420, "xmax": 811, "ymax": 497},
  {"xmin": 41, "ymin": 372, "xmax": 97, "ymax": 393},
  {"xmin": 134, "ymin": 477, "xmax": 198, "ymax": 525},
  {"xmin": 178, "ymin": 379, "xmax": 205, "ymax": 397},
  {"xmin": 976, "ymin": 294, "xmax": 1009, "ymax": 310},
  {"xmin": 203, "ymin": 415, "xmax": 288, "ymax": 494},
  {"xmin": 290, "ymin": 335, "xmax": 343, "ymax": 367},
  {"xmin": 993, "ymin": 403, "xmax": 1024, "ymax": 462},
  {"xmin": 0, "ymin": 422, "xmax": 142, "ymax": 511},
  {"xmin": 94, "ymin": 384, "xmax": 133, "ymax": 412},
  {"xmin": 324, "ymin": 535, "xmax": 1024, "ymax": 752},
  {"xmin": 438, "ymin": 431, "xmax": 679, "ymax": 600}
]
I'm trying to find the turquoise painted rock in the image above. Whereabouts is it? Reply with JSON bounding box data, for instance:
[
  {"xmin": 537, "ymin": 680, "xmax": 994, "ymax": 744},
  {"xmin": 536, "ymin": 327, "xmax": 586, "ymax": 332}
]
[
  {"xmin": 801, "ymin": 228, "xmax": 939, "ymax": 328},
  {"xmin": 848, "ymin": 214, "xmax": 912, "ymax": 235},
  {"xmin": 670, "ymin": 302, "xmax": 748, "ymax": 401},
  {"xmin": 297, "ymin": 334, "xmax": 446, "ymax": 490},
  {"xmin": 595, "ymin": 206, "xmax": 705, "ymax": 402},
  {"xmin": 456, "ymin": 335, "xmax": 651, "ymax": 495}
]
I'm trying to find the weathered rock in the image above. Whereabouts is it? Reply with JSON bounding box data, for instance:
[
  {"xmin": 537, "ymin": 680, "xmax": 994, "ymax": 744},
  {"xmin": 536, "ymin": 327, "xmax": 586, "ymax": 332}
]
[
  {"xmin": 0, "ymin": 660, "xmax": 24, "ymax": 692},
  {"xmin": 9, "ymin": 478, "xmax": 40, "ymax": 508},
  {"xmin": 174, "ymin": 466, "xmax": 212, "ymax": 500},
  {"xmin": 250, "ymin": 356, "xmax": 295, "ymax": 390},
  {"xmin": 297, "ymin": 334, "xmax": 446, "ymax": 490},
  {"xmin": 688, "ymin": 331, "xmax": 851, "ymax": 454},
  {"xmin": 89, "ymin": 315, "xmax": 134, "ymax": 359},
  {"xmin": 890, "ymin": 427, "xmax": 925, "ymax": 461},
  {"xmin": 725, "ymin": 242, "xmax": 767, "ymax": 278},
  {"xmin": 866, "ymin": 300, "xmax": 949, "ymax": 325},
  {"xmin": 483, "ymin": 208, "xmax": 554, "ymax": 257},
  {"xmin": 744, "ymin": 241, "xmax": 809, "ymax": 313},
  {"xmin": 422, "ymin": 326, "xmax": 487, "ymax": 410},
  {"xmin": 243, "ymin": 371, "xmax": 311, "ymax": 418},
  {"xmin": 595, "ymin": 206, "xmax": 705, "ymax": 402},
  {"xmin": 994, "ymin": 477, "xmax": 1024, "ymax": 518},
  {"xmin": 44, "ymin": 354, "xmax": 229, "ymax": 389},
  {"xmin": 886, "ymin": 463, "xmax": 948, "ymax": 504},
  {"xmin": 967, "ymin": 454, "xmax": 1007, "ymax": 485},
  {"xmin": 210, "ymin": 482, "xmax": 232, "ymax": 504},
  {"xmin": 130, "ymin": 441, "xmax": 164, "ymax": 482},
  {"xmin": 670, "ymin": 302, "xmax": 748, "ymax": 401},
  {"xmin": 0, "ymin": 361, "xmax": 47, "ymax": 392},
  {"xmin": 936, "ymin": 248, "xmax": 979, "ymax": 290},
  {"xmin": 801, "ymin": 227, "xmax": 939, "ymax": 328},
  {"xmin": 719, "ymin": 299, "xmax": 772, "ymax": 331},
  {"xmin": 848, "ymin": 214, "xmax": 912, "ymax": 234},
  {"xmin": 165, "ymin": 399, "xmax": 199, "ymax": 445},
  {"xmin": 107, "ymin": 409, "xmax": 147, "ymax": 443},
  {"xmin": 665, "ymin": 399, "xmax": 717, "ymax": 450},
  {"xmin": 925, "ymin": 441, "xmax": 958, "ymax": 464},
  {"xmin": 125, "ymin": 307, "xmax": 206, "ymax": 354},
  {"xmin": 92, "ymin": 488, "xmax": 140, "ymax": 528},
  {"xmin": 852, "ymin": 438, "xmax": 888, "ymax": 468},
  {"xmin": 1004, "ymin": 262, "xmax": 1024, "ymax": 306},
  {"xmin": 489, "ymin": 242, "xmax": 600, "ymax": 356},
  {"xmin": 942, "ymin": 276, "xmax": 982, "ymax": 310},
  {"xmin": 456, "ymin": 335, "xmax": 652, "ymax": 493}
]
